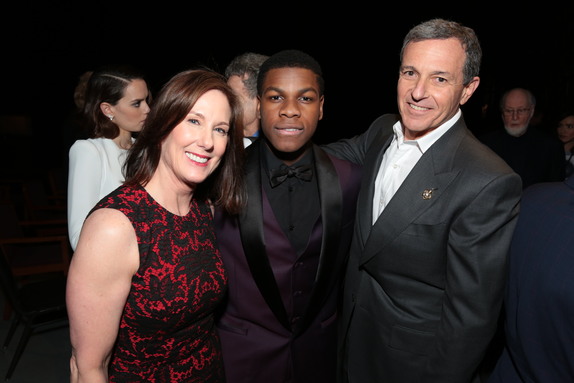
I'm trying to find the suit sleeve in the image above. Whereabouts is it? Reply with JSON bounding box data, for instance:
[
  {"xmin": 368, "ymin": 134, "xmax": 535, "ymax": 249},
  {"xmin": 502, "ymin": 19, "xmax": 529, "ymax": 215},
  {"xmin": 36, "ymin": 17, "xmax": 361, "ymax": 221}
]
[
  {"xmin": 323, "ymin": 114, "xmax": 398, "ymax": 164},
  {"xmin": 428, "ymin": 171, "xmax": 521, "ymax": 381},
  {"xmin": 67, "ymin": 140, "xmax": 104, "ymax": 250}
]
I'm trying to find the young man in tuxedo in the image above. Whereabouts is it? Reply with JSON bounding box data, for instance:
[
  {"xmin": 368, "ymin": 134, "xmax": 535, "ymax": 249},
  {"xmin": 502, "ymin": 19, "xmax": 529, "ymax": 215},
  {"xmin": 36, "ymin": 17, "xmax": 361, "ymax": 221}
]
[{"xmin": 215, "ymin": 49, "xmax": 362, "ymax": 383}]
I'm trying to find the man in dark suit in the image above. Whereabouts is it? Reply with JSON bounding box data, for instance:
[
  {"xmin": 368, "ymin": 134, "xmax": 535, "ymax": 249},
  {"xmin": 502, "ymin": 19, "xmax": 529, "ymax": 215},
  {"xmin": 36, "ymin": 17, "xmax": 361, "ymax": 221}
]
[
  {"xmin": 488, "ymin": 174, "xmax": 574, "ymax": 382},
  {"xmin": 214, "ymin": 49, "xmax": 362, "ymax": 383},
  {"xmin": 324, "ymin": 19, "xmax": 522, "ymax": 383}
]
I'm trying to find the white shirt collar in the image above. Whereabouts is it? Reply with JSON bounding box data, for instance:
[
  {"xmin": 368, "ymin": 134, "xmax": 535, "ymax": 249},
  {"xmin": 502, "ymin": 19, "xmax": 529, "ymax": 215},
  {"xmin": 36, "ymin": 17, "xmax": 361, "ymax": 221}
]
[{"xmin": 392, "ymin": 109, "xmax": 462, "ymax": 153}]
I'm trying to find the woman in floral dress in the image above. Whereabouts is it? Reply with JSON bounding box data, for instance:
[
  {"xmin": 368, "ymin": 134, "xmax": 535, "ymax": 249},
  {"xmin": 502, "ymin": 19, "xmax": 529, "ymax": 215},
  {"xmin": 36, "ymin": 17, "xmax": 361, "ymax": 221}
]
[{"xmin": 67, "ymin": 69, "xmax": 246, "ymax": 382}]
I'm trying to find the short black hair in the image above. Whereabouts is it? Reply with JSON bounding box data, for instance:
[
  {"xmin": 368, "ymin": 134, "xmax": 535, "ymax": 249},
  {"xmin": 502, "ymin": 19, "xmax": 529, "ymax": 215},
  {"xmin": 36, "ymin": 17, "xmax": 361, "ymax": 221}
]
[{"xmin": 257, "ymin": 49, "xmax": 324, "ymax": 96}]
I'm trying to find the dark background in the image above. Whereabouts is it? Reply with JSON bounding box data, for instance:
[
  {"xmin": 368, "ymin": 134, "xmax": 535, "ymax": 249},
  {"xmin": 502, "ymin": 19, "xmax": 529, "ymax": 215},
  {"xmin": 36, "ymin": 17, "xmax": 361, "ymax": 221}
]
[{"xmin": 1, "ymin": 5, "xmax": 573, "ymax": 175}]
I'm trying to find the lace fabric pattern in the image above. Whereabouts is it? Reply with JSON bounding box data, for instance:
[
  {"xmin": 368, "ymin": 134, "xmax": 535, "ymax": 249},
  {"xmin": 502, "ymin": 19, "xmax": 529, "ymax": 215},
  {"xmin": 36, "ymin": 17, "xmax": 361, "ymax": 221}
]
[{"xmin": 93, "ymin": 184, "xmax": 227, "ymax": 382}]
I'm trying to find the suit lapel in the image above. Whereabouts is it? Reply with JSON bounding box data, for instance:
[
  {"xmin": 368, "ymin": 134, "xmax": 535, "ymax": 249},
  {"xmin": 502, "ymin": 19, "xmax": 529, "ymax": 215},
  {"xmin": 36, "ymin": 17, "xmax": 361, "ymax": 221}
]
[
  {"xmin": 238, "ymin": 141, "xmax": 291, "ymax": 331},
  {"xmin": 356, "ymin": 126, "xmax": 394, "ymax": 245},
  {"xmin": 295, "ymin": 146, "xmax": 342, "ymax": 334},
  {"xmin": 238, "ymin": 143, "xmax": 348, "ymax": 334},
  {"xmin": 361, "ymin": 120, "xmax": 466, "ymax": 266}
]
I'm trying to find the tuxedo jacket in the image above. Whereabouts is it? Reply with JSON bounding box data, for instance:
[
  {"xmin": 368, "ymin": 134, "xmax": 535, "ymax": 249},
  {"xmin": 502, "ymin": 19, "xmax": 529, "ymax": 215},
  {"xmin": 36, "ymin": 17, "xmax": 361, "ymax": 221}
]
[
  {"xmin": 324, "ymin": 113, "xmax": 522, "ymax": 383},
  {"xmin": 488, "ymin": 175, "xmax": 574, "ymax": 383},
  {"xmin": 214, "ymin": 139, "xmax": 362, "ymax": 383}
]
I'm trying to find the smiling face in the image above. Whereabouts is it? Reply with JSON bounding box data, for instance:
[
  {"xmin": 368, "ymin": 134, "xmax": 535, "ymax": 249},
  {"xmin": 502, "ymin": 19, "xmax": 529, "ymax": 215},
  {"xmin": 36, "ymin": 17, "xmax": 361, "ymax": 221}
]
[
  {"xmin": 159, "ymin": 89, "xmax": 231, "ymax": 188},
  {"xmin": 397, "ymin": 38, "xmax": 479, "ymax": 140},
  {"xmin": 258, "ymin": 67, "xmax": 323, "ymax": 164}
]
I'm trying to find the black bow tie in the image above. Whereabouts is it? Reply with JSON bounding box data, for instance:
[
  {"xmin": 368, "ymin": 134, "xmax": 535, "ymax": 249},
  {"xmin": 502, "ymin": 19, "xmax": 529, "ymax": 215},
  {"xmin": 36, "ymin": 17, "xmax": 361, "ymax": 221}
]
[{"xmin": 269, "ymin": 164, "xmax": 313, "ymax": 187}]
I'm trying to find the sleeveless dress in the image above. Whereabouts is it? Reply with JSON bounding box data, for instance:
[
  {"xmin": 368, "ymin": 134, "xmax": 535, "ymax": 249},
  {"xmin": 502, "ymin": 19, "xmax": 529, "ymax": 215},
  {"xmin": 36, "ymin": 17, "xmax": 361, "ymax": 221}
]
[{"xmin": 91, "ymin": 184, "xmax": 227, "ymax": 382}]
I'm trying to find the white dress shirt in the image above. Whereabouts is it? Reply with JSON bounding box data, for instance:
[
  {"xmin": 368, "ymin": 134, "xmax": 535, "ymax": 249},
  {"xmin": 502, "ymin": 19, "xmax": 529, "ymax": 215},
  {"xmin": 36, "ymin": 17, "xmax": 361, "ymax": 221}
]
[{"xmin": 372, "ymin": 110, "xmax": 462, "ymax": 224}]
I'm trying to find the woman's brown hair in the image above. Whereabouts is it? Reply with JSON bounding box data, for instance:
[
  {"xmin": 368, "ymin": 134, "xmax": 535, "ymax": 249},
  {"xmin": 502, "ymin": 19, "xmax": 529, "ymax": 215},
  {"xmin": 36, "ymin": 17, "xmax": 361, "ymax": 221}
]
[{"xmin": 123, "ymin": 68, "xmax": 246, "ymax": 214}]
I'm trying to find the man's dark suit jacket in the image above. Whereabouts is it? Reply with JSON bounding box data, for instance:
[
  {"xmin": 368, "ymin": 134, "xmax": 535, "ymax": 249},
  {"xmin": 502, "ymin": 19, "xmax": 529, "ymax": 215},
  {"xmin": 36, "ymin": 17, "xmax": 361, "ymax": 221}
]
[
  {"xmin": 488, "ymin": 175, "xmax": 574, "ymax": 382},
  {"xmin": 324, "ymin": 113, "xmax": 522, "ymax": 383},
  {"xmin": 214, "ymin": 138, "xmax": 362, "ymax": 383}
]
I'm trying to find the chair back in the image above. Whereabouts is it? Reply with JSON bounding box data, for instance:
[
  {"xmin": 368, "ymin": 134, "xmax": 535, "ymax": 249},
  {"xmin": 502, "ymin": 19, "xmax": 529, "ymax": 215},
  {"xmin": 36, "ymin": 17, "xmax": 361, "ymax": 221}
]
[
  {"xmin": 0, "ymin": 202, "xmax": 25, "ymax": 238},
  {"xmin": 0, "ymin": 235, "xmax": 68, "ymax": 381},
  {"xmin": 0, "ymin": 202, "xmax": 70, "ymax": 277},
  {"xmin": 0, "ymin": 244, "xmax": 24, "ymax": 315},
  {"xmin": 21, "ymin": 179, "xmax": 66, "ymax": 220}
]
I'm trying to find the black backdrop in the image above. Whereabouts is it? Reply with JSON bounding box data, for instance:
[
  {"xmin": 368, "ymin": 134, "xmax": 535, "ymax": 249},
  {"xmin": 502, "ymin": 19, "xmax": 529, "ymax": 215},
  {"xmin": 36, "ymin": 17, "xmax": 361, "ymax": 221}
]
[{"xmin": 1, "ymin": 4, "xmax": 573, "ymax": 173}]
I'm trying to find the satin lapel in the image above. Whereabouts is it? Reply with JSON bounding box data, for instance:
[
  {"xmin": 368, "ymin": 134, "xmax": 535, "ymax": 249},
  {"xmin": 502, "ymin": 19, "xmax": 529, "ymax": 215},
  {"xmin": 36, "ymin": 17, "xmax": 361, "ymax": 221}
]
[
  {"xmin": 238, "ymin": 141, "xmax": 291, "ymax": 331},
  {"xmin": 294, "ymin": 146, "xmax": 342, "ymax": 335},
  {"xmin": 357, "ymin": 128, "xmax": 394, "ymax": 245},
  {"xmin": 360, "ymin": 122, "xmax": 466, "ymax": 266}
]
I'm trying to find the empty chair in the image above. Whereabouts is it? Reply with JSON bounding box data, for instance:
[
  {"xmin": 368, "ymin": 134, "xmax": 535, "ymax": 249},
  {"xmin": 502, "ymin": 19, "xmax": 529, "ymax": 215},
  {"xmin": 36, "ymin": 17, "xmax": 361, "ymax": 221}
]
[
  {"xmin": 0, "ymin": 203, "xmax": 70, "ymax": 277},
  {"xmin": 0, "ymin": 248, "xmax": 68, "ymax": 381},
  {"xmin": 0, "ymin": 202, "xmax": 70, "ymax": 324},
  {"xmin": 20, "ymin": 178, "xmax": 67, "ymax": 221}
]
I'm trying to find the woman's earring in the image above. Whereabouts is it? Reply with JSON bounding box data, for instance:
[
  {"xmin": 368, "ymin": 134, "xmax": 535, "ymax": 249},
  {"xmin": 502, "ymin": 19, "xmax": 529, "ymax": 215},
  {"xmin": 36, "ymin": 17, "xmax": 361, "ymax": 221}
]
[{"xmin": 108, "ymin": 115, "xmax": 114, "ymax": 121}]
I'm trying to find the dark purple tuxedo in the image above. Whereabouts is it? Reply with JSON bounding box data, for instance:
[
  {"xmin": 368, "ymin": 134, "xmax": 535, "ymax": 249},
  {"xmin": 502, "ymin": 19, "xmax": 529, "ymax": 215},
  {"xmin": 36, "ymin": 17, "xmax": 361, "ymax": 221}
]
[{"xmin": 214, "ymin": 139, "xmax": 361, "ymax": 383}]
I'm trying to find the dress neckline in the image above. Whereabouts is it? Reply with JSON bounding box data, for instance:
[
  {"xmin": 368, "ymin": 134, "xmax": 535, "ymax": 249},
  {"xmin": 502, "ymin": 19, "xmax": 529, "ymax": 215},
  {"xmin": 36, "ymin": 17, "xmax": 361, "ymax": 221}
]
[{"xmin": 135, "ymin": 184, "xmax": 195, "ymax": 219}]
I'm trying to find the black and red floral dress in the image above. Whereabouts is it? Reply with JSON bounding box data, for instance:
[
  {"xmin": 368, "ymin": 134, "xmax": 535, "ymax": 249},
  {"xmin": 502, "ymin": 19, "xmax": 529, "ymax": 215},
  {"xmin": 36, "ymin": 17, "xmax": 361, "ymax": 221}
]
[{"xmin": 91, "ymin": 184, "xmax": 227, "ymax": 382}]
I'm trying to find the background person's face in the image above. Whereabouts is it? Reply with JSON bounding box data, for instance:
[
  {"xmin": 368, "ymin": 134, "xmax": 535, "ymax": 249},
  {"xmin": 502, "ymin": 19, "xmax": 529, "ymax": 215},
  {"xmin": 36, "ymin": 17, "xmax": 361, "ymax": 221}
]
[
  {"xmin": 557, "ymin": 115, "xmax": 574, "ymax": 145},
  {"xmin": 501, "ymin": 90, "xmax": 534, "ymax": 137}
]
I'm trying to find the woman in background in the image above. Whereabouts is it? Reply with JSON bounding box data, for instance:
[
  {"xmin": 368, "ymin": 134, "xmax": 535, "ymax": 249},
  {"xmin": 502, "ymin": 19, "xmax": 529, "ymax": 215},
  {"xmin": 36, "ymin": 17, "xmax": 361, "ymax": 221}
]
[
  {"xmin": 67, "ymin": 64, "xmax": 151, "ymax": 250},
  {"xmin": 556, "ymin": 111, "xmax": 574, "ymax": 178}
]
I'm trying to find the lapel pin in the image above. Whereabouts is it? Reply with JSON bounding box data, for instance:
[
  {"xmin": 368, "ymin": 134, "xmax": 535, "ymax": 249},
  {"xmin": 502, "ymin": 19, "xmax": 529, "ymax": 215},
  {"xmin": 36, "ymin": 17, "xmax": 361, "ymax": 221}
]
[{"xmin": 422, "ymin": 188, "xmax": 436, "ymax": 200}]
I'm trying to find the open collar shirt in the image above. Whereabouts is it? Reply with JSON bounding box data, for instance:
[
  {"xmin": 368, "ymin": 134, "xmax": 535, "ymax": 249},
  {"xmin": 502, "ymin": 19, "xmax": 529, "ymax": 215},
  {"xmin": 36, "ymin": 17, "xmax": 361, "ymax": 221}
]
[{"xmin": 372, "ymin": 110, "xmax": 461, "ymax": 224}]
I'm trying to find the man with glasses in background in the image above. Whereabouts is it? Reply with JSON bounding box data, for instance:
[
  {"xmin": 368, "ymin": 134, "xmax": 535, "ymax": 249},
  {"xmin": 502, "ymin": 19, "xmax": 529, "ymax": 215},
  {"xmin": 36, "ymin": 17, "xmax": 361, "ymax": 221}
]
[{"xmin": 480, "ymin": 87, "xmax": 564, "ymax": 188}]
